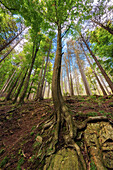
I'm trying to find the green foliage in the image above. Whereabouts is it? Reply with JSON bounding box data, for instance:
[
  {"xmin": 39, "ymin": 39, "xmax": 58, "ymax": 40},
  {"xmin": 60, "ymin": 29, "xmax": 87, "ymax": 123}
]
[
  {"xmin": 0, "ymin": 156, "xmax": 9, "ymax": 168},
  {"xmin": 90, "ymin": 159, "xmax": 97, "ymax": 170},
  {"xmin": 17, "ymin": 157, "xmax": 24, "ymax": 170},
  {"xmin": 0, "ymin": 148, "xmax": 5, "ymax": 155},
  {"xmin": 0, "ymin": 9, "xmax": 18, "ymax": 47},
  {"xmin": 89, "ymin": 27, "xmax": 113, "ymax": 76},
  {"xmin": 30, "ymin": 131, "xmax": 34, "ymax": 136}
]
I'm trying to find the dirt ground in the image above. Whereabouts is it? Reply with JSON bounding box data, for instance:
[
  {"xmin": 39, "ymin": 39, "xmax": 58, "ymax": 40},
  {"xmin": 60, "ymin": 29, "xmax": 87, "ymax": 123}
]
[{"xmin": 0, "ymin": 95, "xmax": 113, "ymax": 169}]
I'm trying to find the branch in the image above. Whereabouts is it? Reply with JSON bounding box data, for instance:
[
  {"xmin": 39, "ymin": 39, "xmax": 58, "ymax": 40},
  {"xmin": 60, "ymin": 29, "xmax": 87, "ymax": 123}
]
[
  {"xmin": 0, "ymin": 1, "xmax": 18, "ymax": 10},
  {"xmin": 61, "ymin": 25, "xmax": 71, "ymax": 38}
]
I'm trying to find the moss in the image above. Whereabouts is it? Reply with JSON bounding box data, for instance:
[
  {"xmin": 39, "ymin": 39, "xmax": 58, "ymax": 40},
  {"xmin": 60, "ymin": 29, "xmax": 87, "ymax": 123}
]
[
  {"xmin": 30, "ymin": 131, "xmax": 34, "ymax": 136},
  {"xmin": 86, "ymin": 112, "xmax": 98, "ymax": 117},
  {"xmin": 17, "ymin": 157, "xmax": 24, "ymax": 170},
  {"xmin": 90, "ymin": 160, "xmax": 97, "ymax": 170},
  {"xmin": 0, "ymin": 148, "xmax": 5, "ymax": 155},
  {"xmin": 0, "ymin": 156, "xmax": 9, "ymax": 168}
]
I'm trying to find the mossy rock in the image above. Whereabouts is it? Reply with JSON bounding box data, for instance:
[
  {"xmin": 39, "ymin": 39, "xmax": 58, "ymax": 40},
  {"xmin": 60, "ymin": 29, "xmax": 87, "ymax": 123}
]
[{"xmin": 44, "ymin": 148, "xmax": 83, "ymax": 170}]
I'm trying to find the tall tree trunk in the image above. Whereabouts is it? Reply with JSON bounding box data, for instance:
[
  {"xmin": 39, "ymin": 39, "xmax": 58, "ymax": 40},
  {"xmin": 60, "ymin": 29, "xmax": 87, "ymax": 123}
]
[
  {"xmin": 96, "ymin": 83, "xmax": 101, "ymax": 95},
  {"xmin": 0, "ymin": 27, "xmax": 26, "ymax": 53},
  {"xmin": 35, "ymin": 60, "xmax": 45, "ymax": 100},
  {"xmin": 74, "ymin": 48, "xmax": 92, "ymax": 95},
  {"xmin": 64, "ymin": 55, "xmax": 71, "ymax": 96},
  {"xmin": 80, "ymin": 33, "xmax": 113, "ymax": 93},
  {"xmin": 19, "ymin": 42, "xmax": 40, "ymax": 104},
  {"xmin": 91, "ymin": 19, "xmax": 113, "ymax": 35},
  {"xmin": 5, "ymin": 71, "xmax": 22, "ymax": 101},
  {"xmin": 90, "ymin": 57, "xmax": 111, "ymax": 95},
  {"xmin": 51, "ymin": 23, "xmax": 86, "ymax": 169},
  {"xmin": 11, "ymin": 79, "xmax": 21, "ymax": 99},
  {"xmin": 60, "ymin": 68, "xmax": 63, "ymax": 95},
  {"xmin": 42, "ymin": 79, "xmax": 47, "ymax": 98},
  {"xmin": 67, "ymin": 44, "xmax": 74, "ymax": 96},
  {"xmin": 74, "ymin": 69, "xmax": 80, "ymax": 95},
  {"xmin": 0, "ymin": 38, "xmax": 23, "ymax": 63},
  {"xmin": 37, "ymin": 41, "xmax": 52, "ymax": 100},
  {"xmin": 80, "ymin": 43, "xmax": 107, "ymax": 96},
  {"xmin": 26, "ymin": 69, "xmax": 37, "ymax": 100},
  {"xmin": 64, "ymin": 75, "xmax": 67, "ymax": 94},
  {"xmin": 47, "ymin": 82, "xmax": 50, "ymax": 98},
  {"xmin": 3, "ymin": 70, "xmax": 17, "ymax": 95},
  {"xmin": 98, "ymin": 74, "xmax": 111, "ymax": 95},
  {"xmin": 0, "ymin": 75, "xmax": 11, "ymax": 94},
  {"xmin": 13, "ymin": 68, "xmax": 28, "ymax": 103},
  {"xmin": 70, "ymin": 74, "xmax": 74, "ymax": 96}
]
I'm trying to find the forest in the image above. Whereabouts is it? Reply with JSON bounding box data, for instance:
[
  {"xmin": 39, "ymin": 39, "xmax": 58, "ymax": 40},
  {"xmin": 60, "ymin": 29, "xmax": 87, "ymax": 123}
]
[{"xmin": 0, "ymin": 0, "xmax": 113, "ymax": 169}]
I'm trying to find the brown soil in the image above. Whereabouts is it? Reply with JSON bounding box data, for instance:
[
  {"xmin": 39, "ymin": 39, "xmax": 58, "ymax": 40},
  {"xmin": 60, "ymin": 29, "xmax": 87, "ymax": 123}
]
[{"xmin": 0, "ymin": 95, "xmax": 113, "ymax": 169}]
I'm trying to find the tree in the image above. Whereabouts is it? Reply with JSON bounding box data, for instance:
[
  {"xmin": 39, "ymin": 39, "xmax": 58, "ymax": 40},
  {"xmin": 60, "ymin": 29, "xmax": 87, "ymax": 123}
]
[
  {"xmin": 19, "ymin": 35, "xmax": 41, "ymax": 104},
  {"xmin": 80, "ymin": 42, "xmax": 107, "ymax": 95},
  {"xmin": 89, "ymin": 27, "xmax": 113, "ymax": 77},
  {"xmin": 80, "ymin": 32, "xmax": 113, "ymax": 93},
  {"xmin": 1, "ymin": 0, "xmax": 112, "ymax": 169}
]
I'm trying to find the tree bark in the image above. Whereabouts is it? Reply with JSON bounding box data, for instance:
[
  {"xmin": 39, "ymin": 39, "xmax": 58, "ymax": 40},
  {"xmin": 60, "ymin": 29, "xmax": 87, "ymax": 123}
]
[
  {"xmin": 26, "ymin": 68, "xmax": 37, "ymax": 100},
  {"xmin": 37, "ymin": 40, "xmax": 52, "ymax": 100},
  {"xmin": 47, "ymin": 82, "xmax": 50, "ymax": 98},
  {"xmin": 19, "ymin": 41, "xmax": 40, "ymax": 104},
  {"xmin": 35, "ymin": 60, "xmax": 45, "ymax": 100},
  {"xmin": 80, "ymin": 33, "xmax": 113, "ymax": 93},
  {"xmin": 3, "ymin": 70, "xmax": 17, "ymax": 94},
  {"xmin": 64, "ymin": 55, "xmax": 71, "ymax": 96},
  {"xmin": 74, "ymin": 48, "xmax": 92, "ymax": 95},
  {"xmin": 80, "ymin": 43, "xmax": 107, "ymax": 96},
  {"xmin": 13, "ymin": 68, "xmax": 28, "ymax": 103},
  {"xmin": 91, "ymin": 19, "xmax": 113, "ymax": 35},
  {"xmin": 67, "ymin": 44, "xmax": 74, "ymax": 96},
  {"xmin": 74, "ymin": 69, "xmax": 80, "ymax": 95},
  {"xmin": 5, "ymin": 71, "xmax": 22, "ymax": 101}
]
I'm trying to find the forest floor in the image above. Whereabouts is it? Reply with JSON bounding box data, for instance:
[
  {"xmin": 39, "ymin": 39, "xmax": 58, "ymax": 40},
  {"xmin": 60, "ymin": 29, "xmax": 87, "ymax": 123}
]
[{"xmin": 0, "ymin": 95, "xmax": 113, "ymax": 170}]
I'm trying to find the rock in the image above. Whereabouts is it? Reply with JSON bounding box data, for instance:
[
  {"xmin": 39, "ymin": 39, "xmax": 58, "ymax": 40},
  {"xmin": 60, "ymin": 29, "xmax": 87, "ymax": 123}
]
[
  {"xmin": 44, "ymin": 148, "xmax": 82, "ymax": 170},
  {"xmin": 84, "ymin": 122, "xmax": 113, "ymax": 169},
  {"xmin": 36, "ymin": 136, "xmax": 42, "ymax": 144}
]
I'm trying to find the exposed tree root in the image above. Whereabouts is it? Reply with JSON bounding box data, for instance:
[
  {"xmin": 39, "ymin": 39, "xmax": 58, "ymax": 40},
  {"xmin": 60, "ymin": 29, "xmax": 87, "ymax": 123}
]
[{"xmin": 36, "ymin": 105, "xmax": 113, "ymax": 170}]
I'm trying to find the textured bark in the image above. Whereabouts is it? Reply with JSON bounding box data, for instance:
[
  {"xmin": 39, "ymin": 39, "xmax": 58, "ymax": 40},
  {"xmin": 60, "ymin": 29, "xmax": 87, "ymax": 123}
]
[
  {"xmin": 13, "ymin": 68, "xmax": 28, "ymax": 103},
  {"xmin": 74, "ymin": 49, "xmax": 92, "ymax": 95},
  {"xmin": 60, "ymin": 68, "xmax": 63, "ymax": 94},
  {"xmin": 47, "ymin": 82, "xmax": 50, "ymax": 98},
  {"xmin": 42, "ymin": 80, "xmax": 47, "ymax": 98},
  {"xmin": 11, "ymin": 79, "xmax": 21, "ymax": 99},
  {"xmin": 98, "ymin": 73, "xmax": 111, "ymax": 95},
  {"xmin": 0, "ymin": 27, "xmax": 26, "ymax": 52},
  {"xmin": 26, "ymin": 69, "xmax": 37, "ymax": 100},
  {"xmin": 19, "ymin": 42, "xmax": 40, "ymax": 104},
  {"xmin": 74, "ymin": 69, "xmax": 80, "ymax": 95},
  {"xmin": 35, "ymin": 62, "xmax": 44, "ymax": 100},
  {"xmin": 80, "ymin": 33, "xmax": 113, "ymax": 93},
  {"xmin": 37, "ymin": 41, "xmax": 52, "ymax": 100},
  {"xmin": 91, "ymin": 19, "xmax": 113, "ymax": 35},
  {"xmin": 80, "ymin": 43, "xmax": 107, "ymax": 96},
  {"xmin": 64, "ymin": 75, "xmax": 67, "ymax": 94},
  {"xmin": 67, "ymin": 43, "xmax": 74, "ymax": 96},
  {"xmin": 1, "ymin": 70, "xmax": 16, "ymax": 94},
  {"xmin": 0, "ymin": 38, "xmax": 23, "ymax": 63},
  {"xmin": 5, "ymin": 71, "xmax": 22, "ymax": 101},
  {"xmin": 64, "ymin": 55, "xmax": 71, "ymax": 96},
  {"xmin": 0, "ymin": 76, "xmax": 10, "ymax": 94}
]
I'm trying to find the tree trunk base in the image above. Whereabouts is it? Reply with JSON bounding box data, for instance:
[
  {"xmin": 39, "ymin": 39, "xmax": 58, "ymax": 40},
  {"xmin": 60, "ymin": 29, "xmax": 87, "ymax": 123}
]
[{"xmin": 36, "ymin": 108, "xmax": 113, "ymax": 170}]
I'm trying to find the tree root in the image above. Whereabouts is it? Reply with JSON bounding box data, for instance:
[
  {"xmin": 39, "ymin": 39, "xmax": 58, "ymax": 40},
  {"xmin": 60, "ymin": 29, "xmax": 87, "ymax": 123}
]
[
  {"xmin": 76, "ymin": 116, "xmax": 110, "ymax": 130},
  {"xmin": 37, "ymin": 105, "xmax": 112, "ymax": 170},
  {"xmin": 71, "ymin": 140, "xmax": 87, "ymax": 170}
]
